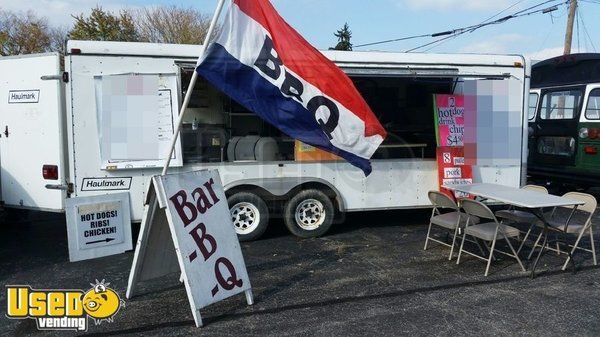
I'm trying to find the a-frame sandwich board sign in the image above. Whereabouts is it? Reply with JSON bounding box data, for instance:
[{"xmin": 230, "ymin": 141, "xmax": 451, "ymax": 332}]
[{"xmin": 127, "ymin": 169, "xmax": 253, "ymax": 327}]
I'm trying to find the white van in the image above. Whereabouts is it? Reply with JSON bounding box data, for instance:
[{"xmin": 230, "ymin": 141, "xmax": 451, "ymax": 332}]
[{"xmin": 0, "ymin": 40, "xmax": 530, "ymax": 240}]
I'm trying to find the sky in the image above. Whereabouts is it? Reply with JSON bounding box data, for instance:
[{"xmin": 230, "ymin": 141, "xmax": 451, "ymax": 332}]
[{"xmin": 1, "ymin": 0, "xmax": 599, "ymax": 61}]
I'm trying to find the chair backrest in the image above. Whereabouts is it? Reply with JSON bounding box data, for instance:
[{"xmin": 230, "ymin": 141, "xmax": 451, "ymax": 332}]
[
  {"xmin": 522, "ymin": 184, "xmax": 549, "ymax": 194},
  {"xmin": 561, "ymin": 192, "xmax": 597, "ymax": 215},
  {"xmin": 460, "ymin": 199, "xmax": 497, "ymax": 221},
  {"xmin": 428, "ymin": 191, "xmax": 458, "ymax": 210}
]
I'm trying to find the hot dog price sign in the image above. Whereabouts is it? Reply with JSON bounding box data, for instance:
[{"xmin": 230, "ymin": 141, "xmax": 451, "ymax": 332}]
[
  {"xmin": 434, "ymin": 94, "xmax": 465, "ymax": 147},
  {"xmin": 127, "ymin": 170, "xmax": 253, "ymax": 327}
]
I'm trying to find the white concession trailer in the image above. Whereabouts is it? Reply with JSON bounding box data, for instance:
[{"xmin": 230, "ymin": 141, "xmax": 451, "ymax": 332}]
[{"xmin": 0, "ymin": 40, "xmax": 530, "ymax": 241}]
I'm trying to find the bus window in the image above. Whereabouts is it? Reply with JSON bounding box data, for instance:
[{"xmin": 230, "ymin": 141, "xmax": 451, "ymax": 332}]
[
  {"xmin": 585, "ymin": 89, "xmax": 600, "ymax": 120},
  {"xmin": 540, "ymin": 90, "xmax": 582, "ymax": 120},
  {"xmin": 528, "ymin": 92, "xmax": 539, "ymax": 120}
]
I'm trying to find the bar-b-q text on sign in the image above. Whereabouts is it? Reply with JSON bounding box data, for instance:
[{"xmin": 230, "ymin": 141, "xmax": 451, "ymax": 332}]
[{"xmin": 127, "ymin": 169, "xmax": 253, "ymax": 327}]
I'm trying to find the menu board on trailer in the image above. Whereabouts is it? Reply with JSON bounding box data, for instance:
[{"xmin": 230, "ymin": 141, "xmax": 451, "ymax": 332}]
[
  {"xmin": 433, "ymin": 94, "xmax": 465, "ymax": 147},
  {"xmin": 434, "ymin": 94, "xmax": 472, "ymax": 198},
  {"xmin": 436, "ymin": 147, "xmax": 472, "ymax": 199},
  {"xmin": 94, "ymin": 73, "xmax": 183, "ymax": 170}
]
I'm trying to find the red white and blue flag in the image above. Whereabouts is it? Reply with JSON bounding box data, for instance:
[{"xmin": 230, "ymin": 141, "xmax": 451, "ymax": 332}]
[{"xmin": 196, "ymin": 0, "xmax": 386, "ymax": 175}]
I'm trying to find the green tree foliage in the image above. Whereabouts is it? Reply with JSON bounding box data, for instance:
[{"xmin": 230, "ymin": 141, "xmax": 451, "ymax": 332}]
[
  {"xmin": 0, "ymin": 10, "xmax": 53, "ymax": 56},
  {"xmin": 69, "ymin": 7, "xmax": 138, "ymax": 42},
  {"xmin": 331, "ymin": 23, "xmax": 352, "ymax": 51}
]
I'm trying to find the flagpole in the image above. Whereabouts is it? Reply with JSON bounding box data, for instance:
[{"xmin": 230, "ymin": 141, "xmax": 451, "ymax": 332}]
[{"xmin": 161, "ymin": 0, "xmax": 227, "ymax": 175}]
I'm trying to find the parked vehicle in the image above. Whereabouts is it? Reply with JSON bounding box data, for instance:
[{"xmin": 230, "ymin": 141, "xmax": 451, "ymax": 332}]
[
  {"xmin": 0, "ymin": 40, "xmax": 529, "ymax": 240},
  {"xmin": 528, "ymin": 53, "xmax": 600, "ymax": 188}
]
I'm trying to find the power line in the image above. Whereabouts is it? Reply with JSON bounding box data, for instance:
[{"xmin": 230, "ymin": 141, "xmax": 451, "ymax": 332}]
[
  {"xmin": 354, "ymin": 0, "xmax": 566, "ymax": 50},
  {"xmin": 406, "ymin": 0, "xmax": 568, "ymax": 52},
  {"xmin": 479, "ymin": 0, "xmax": 529, "ymax": 24},
  {"xmin": 578, "ymin": 4, "xmax": 598, "ymax": 51}
]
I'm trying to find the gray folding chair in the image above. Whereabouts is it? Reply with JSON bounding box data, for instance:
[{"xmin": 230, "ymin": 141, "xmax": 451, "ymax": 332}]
[
  {"xmin": 528, "ymin": 192, "xmax": 597, "ymax": 270},
  {"xmin": 495, "ymin": 184, "xmax": 548, "ymax": 253},
  {"xmin": 424, "ymin": 191, "xmax": 478, "ymax": 260},
  {"xmin": 457, "ymin": 199, "xmax": 526, "ymax": 276}
]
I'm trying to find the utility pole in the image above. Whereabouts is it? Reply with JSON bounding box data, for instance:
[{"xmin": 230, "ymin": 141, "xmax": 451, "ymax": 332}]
[{"xmin": 563, "ymin": 0, "xmax": 577, "ymax": 55}]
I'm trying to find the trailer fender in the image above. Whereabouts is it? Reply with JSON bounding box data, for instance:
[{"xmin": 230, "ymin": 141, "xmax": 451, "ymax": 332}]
[{"xmin": 224, "ymin": 177, "xmax": 346, "ymax": 212}]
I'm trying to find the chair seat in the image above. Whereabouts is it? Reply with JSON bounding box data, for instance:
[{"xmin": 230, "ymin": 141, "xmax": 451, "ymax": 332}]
[
  {"xmin": 495, "ymin": 209, "xmax": 539, "ymax": 223},
  {"xmin": 541, "ymin": 210, "xmax": 591, "ymax": 233},
  {"xmin": 431, "ymin": 212, "xmax": 478, "ymax": 230},
  {"xmin": 465, "ymin": 222, "xmax": 520, "ymax": 241},
  {"xmin": 546, "ymin": 219, "xmax": 587, "ymax": 234}
]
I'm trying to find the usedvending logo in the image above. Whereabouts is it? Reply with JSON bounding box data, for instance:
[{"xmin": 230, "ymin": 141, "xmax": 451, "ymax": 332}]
[{"xmin": 5, "ymin": 279, "xmax": 124, "ymax": 331}]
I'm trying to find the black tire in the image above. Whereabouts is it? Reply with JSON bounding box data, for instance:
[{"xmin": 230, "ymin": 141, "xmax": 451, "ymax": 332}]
[
  {"xmin": 227, "ymin": 192, "xmax": 269, "ymax": 242},
  {"xmin": 284, "ymin": 189, "xmax": 335, "ymax": 238}
]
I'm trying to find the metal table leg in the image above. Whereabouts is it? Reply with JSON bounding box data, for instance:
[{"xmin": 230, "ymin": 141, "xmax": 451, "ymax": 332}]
[
  {"xmin": 530, "ymin": 225, "xmax": 548, "ymax": 278},
  {"xmin": 529, "ymin": 207, "xmax": 578, "ymax": 278}
]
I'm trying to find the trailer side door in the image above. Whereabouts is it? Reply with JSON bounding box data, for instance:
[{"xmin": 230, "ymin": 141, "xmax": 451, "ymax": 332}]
[{"xmin": 0, "ymin": 53, "xmax": 67, "ymax": 211}]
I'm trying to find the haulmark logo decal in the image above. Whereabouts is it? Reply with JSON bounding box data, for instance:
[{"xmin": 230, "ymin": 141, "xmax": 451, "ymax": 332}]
[
  {"xmin": 6, "ymin": 279, "xmax": 124, "ymax": 331},
  {"xmin": 8, "ymin": 90, "xmax": 40, "ymax": 103},
  {"xmin": 81, "ymin": 177, "xmax": 132, "ymax": 191}
]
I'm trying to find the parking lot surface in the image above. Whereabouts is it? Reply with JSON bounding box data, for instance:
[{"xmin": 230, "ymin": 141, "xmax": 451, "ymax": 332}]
[{"xmin": 1, "ymin": 209, "xmax": 599, "ymax": 336}]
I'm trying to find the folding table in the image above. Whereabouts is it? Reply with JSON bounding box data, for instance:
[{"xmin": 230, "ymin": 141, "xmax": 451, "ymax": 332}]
[{"xmin": 443, "ymin": 183, "xmax": 584, "ymax": 277}]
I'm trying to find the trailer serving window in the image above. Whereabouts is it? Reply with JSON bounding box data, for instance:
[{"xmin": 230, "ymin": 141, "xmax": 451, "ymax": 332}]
[
  {"xmin": 540, "ymin": 89, "xmax": 582, "ymax": 120},
  {"xmin": 351, "ymin": 76, "xmax": 455, "ymax": 159},
  {"xmin": 182, "ymin": 72, "xmax": 456, "ymax": 162},
  {"xmin": 182, "ymin": 64, "xmax": 520, "ymax": 166}
]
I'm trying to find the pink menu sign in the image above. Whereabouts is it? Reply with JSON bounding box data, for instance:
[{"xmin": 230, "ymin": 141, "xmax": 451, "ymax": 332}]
[{"xmin": 434, "ymin": 94, "xmax": 464, "ymax": 147}]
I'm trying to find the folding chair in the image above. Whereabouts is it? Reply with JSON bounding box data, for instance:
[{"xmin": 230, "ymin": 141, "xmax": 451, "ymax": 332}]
[
  {"xmin": 528, "ymin": 192, "xmax": 597, "ymax": 270},
  {"xmin": 457, "ymin": 199, "xmax": 526, "ymax": 276},
  {"xmin": 424, "ymin": 191, "xmax": 478, "ymax": 260},
  {"xmin": 495, "ymin": 185, "xmax": 548, "ymax": 253}
]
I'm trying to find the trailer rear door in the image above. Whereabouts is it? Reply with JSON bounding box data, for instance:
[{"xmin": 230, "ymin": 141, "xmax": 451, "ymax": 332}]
[{"xmin": 0, "ymin": 53, "xmax": 67, "ymax": 211}]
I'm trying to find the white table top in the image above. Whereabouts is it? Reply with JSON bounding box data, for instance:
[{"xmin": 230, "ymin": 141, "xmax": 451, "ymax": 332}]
[{"xmin": 443, "ymin": 183, "xmax": 584, "ymax": 208}]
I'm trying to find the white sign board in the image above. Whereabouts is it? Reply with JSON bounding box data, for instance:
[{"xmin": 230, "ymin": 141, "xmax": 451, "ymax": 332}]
[
  {"xmin": 65, "ymin": 192, "xmax": 132, "ymax": 262},
  {"xmin": 93, "ymin": 73, "xmax": 183, "ymax": 170},
  {"xmin": 127, "ymin": 169, "xmax": 253, "ymax": 327},
  {"xmin": 8, "ymin": 89, "xmax": 40, "ymax": 103}
]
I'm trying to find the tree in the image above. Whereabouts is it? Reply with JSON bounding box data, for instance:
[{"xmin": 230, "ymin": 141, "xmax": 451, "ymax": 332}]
[
  {"xmin": 331, "ymin": 23, "xmax": 353, "ymax": 51},
  {"xmin": 48, "ymin": 25, "xmax": 69, "ymax": 55},
  {"xmin": 0, "ymin": 10, "xmax": 51, "ymax": 56},
  {"xmin": 69, "ymin": 6, "xmax": 138, "ymax": 42},
  {"xmin": 134, "ymin": 6, "xmax": 212, "ymax": 44}
]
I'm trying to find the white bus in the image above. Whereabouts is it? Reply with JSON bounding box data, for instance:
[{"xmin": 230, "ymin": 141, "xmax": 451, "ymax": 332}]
[{"xmin": 0, "ymin": 40, "xmax": 530, "ymax": 241}]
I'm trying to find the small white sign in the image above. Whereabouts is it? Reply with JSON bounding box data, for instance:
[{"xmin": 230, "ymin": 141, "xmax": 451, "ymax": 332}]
[
  {"xmin": 442, "ymin": 178, "xmax": 473, "ymax": 198},
  {"xmin": 453, "ymin": 156, "xmax": 465, "ymax": 165},
  {"xmin": 442, "ymin": 152, "xmax": 451, "ymax": 164},
  {"xmin": 66, "ymin": 192, "xmax": 132, "ymax": 262},
  {"xmin": 8, "ymin": 90, "xmax": 40, "ymax": 103},
  {"xmin": 81, "ymin": 177, "xmax": 132, "ymax": 191},
  {"xmin": 444, "ymin": 167, "xmax": 462, "ymax": 179},
  {"xmin": 126, "ymin": 169, "xmax": 253, "ymax": 327}
]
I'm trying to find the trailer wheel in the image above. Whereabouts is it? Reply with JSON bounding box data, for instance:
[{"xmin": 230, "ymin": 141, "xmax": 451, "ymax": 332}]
[
  {"xmin": 228, "ymin": 192, "xmax": 269, "ymax": 242},
  {"xmin": 284, "ymin": 189, "xmax": 334, "ymax": 238}
]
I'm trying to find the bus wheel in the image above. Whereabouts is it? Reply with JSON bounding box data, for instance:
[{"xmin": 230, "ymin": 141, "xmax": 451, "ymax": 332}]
[
  {"xmin": 284, "ymin": 189, "xmax": 334, "ymax": 238},
  {"xmin": 228, "ymin": 192, "xmax": 269, "ymax": 242}
]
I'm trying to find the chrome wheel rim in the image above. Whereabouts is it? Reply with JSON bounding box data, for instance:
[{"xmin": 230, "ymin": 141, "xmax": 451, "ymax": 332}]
[
  {"xmin": 231, "ymin": 202, "xmax": 260, "ymax": 235},
  {"xmin": 295, "ymin": 199, "xmax": 325, "ymax": 230}
]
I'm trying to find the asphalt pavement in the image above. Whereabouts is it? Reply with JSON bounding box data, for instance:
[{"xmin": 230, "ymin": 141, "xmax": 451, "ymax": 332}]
[{"xmin": 1, "ymin": 209, "xmax": 599, "ymax": 336}]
